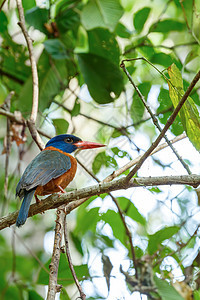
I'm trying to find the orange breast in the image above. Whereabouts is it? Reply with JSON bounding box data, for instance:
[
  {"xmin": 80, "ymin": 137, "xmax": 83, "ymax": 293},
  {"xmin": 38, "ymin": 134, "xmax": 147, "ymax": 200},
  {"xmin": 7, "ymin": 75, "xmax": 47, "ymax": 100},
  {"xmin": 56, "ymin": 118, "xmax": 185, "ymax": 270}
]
[{"xmin": 35, "ymin": 147, "xmax": 77, "ymax": 196}]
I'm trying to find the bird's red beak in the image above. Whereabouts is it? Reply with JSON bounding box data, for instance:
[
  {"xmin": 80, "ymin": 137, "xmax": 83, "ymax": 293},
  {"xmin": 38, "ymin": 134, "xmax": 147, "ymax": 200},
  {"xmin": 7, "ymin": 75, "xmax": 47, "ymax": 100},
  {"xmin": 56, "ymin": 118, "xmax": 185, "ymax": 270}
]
[{"xmin": 74, "ymin": 140, "xmax": 105, "ymax": 149}]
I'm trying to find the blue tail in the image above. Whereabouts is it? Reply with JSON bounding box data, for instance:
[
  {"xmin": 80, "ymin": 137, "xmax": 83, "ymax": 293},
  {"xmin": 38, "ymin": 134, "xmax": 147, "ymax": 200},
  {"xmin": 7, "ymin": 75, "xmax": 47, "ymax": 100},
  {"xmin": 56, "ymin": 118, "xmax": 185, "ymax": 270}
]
[{"xmin": 16, "ymin": 189, "xmax": 36, "ymax": 227}]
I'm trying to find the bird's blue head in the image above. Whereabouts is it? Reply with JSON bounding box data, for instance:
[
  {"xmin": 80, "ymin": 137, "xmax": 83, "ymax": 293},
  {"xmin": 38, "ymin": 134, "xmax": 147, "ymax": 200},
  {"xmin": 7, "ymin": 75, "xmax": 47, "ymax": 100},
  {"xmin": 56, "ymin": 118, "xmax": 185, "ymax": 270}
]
[{"xmin": 45, "ymin": 134, "xmax": 105, "ymax": 154}]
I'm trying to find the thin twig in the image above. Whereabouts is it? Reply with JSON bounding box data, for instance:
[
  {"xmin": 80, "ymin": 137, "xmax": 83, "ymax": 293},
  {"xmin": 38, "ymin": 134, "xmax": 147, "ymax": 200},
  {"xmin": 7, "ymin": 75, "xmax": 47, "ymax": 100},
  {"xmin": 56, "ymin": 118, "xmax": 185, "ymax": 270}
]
[
  {"xmin": 2, "ymin": 92, "xmax": 14, "ymax": 215},
  {"xmin": 109, "ymin": 193, "xmax": 138, "ymax": 278},
  {"xmin": 0, "ymin": 108, "xmax": 52, "ymax": 140},
  {"xmin": 15, "ymin": 231, "xmax": 49, "ymax": 273},
  {"xmin": 179, "ymin": 0, "xmax": 200, "ymax": 45},
  {"xmin": 11, "ymin": 227, "xmax": 16, "ymax": 279},
  {"xmin": 47, "ymin": 207, "xmax": 65, "ymax": 300},
  {"xmin": 153, "ymin": 225, "xmax": 200, "ymax": 268},
  {"xmin": 123, "ymin": 41, "xmax": 198, "ymax": 55},
  {"xmin": 120, "ymin": 60, "xmax": 191, "ymax": 175},
  {"xmin": 16, "ymin": 0, "xmax": 44, "ymax": 150},
  {"xmin": 124, "ymin": 67, "xmax": 200, "ymax": 182},
  {"xmin": 27, "ymin": 120, "xmax": 45, "ymax": 150},
  {"xmin": 0, "ymin": 109, "xmax": 24, "ymax": 124},
  {"xmin": 0, "ymin": 0, "xmax": 7, "ymax": 11},
  {"xmin": 63, "ymin": 214, "xmax": 86, "ymax": 300},
  {"xmin": 53, "ymin": 100, "xmax": 117, "ymax": 129}
]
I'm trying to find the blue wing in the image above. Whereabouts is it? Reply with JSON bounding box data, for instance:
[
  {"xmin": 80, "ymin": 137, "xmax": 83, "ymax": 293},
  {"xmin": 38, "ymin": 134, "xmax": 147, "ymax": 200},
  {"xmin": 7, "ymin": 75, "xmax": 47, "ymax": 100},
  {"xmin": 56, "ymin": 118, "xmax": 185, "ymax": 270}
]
[{"xmin": 16, "ymin": 150, "xmax": 71, "ymax": 199}]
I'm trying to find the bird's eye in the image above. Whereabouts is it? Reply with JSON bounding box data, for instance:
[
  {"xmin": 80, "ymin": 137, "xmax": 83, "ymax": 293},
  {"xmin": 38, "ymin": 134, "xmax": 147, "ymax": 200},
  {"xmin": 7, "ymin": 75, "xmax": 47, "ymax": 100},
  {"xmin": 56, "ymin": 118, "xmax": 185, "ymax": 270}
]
[{"xmin": 65, "ymin": 137, "xmax": 73, "ymax": 143}]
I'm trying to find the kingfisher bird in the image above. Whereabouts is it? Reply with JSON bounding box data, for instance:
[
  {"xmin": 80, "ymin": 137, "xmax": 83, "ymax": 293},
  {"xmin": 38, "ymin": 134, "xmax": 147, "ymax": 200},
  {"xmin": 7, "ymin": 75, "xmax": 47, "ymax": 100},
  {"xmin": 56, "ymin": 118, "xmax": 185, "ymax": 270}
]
[{"xmin": 16, "ymin": 134, "xmax": 104, "ymax": 227}]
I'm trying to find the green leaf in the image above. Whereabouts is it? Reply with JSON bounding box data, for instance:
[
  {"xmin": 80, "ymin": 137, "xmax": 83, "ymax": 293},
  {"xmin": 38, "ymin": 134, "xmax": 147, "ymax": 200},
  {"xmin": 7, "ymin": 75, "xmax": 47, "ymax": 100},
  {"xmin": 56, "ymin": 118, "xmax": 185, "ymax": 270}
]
[
  {"xmin": 0, "ymin": 82, "xmax": 8, "ymax": 103},
  {"xmin": 178, "ymin": 0, "xmax": 193, "ymax": 27},
  {"xmin": 168, "ymin": 63, "xmax": 200, "ymax": 151},
  {"xmin": 55, "ymin": 1, "xmax": 80, "ymax": 33},
  {"xmin": 150, "ymin": 19, "xmax": 186, "ymax": 33},
  {"xmin": 74, "ymin": 207, "xmax": 100, "ymax": 236},
  {"xmin": 115, "ymin": 22, "xmax": 131, "ymax": 38},
  {"xmin": 133, "ymin": 7, "xmax": 151, "ymax": 32},
  {"xmin": 0, "ymin": 11, "xmax": 8, "ymax": 33},
  {"xmin": 70, "ymin": 232, "xmax": 84, "ymax": 256},
  {"xmin": 151, "ymin": 53, "xmax": 173, "ymax": 68},
  {"xmin": 184, "ymin": 49, "xmax": 199, "ymax": 66},
  {"xmin": 71, "ymin": 100, "xmax": 80, "ymax": 117},
  {"xmin": 117, "ymin": 197, "xmax": 146, "ymax": 225},
  {"xmin": 92, "ymin": 152, "xmax": 118, "ymax": 174},
  {"xmin": 88, "ymin": 28, "xmax": 120, "ymax": 65},
  {"xmin": 44, "ymin": 39, "xmax": 69, "ymax": 60},
  {"xmin": 39, "ymin": 59, "xmax": 68, "ymax": 110},
  {"xmin": 77, "ymin": 53, "xmax": 123, "ymax": 104},
  {"xmin": 38, "ymin": 254, "xmax": 89, "ymax": 286},
  {"xmin": 18, "ymin": 52, "xmax": 68, "ymax": 112},
  {"xmin": 157, "ymin": 88, "xmax": 172, "ymax": 114},
  {"xmin": 111, "ymin": 147, "xmax": 130, "ymax": 159},
  {"xmin": 148, "ymin": 225, "xmax": 180, "ymax": 255},
  {"xmin": 52, "ymin": 119, "xmax": 69, "ymax": 135},
  {"xmin": 194, "ymin": 290, "xmax": 200, "ymax": 300},
  {"xmin": 148, "ymin": 187, "xmax": 162, "ymax": 193},
  {"xmin": 131, "ymin": 82, "xmax": 151, "ymax": 123},
  {"xmin": 22, "ymin": 0, "xmax": 36, "ymax": 11},
  {"xmin": 98, "ymin": 234, "xmax": 114, "ymax": 248},
  {"xmin": 171, "ymin": 117, "xmax": 184, "ymax": 136},
  {"xmin": 25, "ymin": 7, "xmax": 49, "ymax": 34},
  {"xmin": 60, "ymin": 288, "xmax": 70, "ymax": 300},
  {"xmin": 154, "ymin": 276, "xmax": 184, "ymax": 300},
  {"xmin": 0, "ymin": 35, "xmax": 31, "ymax": 87},
  {"xmin": 3, "ymin": 285, "xmax": 21, "ymax": 300},
  {"xmin": 102, "ymin": 210, "xmax": 125, "ymax": 245},
  {"xmin": 157, "ymin": 87, "xmax": 184, "ymax": 135},
  {"xmin": 81, "ymin": 0, "xmax": 123, "ymax": 32},
  {"xmin": 134, "ymin": 37, "xmax": 156, "ymax": 59},
  {"xmin": 28, "ymin": 290, "xmax": 43, "ymax": 300}
]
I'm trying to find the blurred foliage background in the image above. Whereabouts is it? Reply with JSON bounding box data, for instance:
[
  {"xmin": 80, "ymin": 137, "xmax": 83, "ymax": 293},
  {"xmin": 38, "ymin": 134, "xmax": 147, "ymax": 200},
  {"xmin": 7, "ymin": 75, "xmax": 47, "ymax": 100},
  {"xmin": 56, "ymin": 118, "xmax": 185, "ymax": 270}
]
[{"xmin": 0, "ymin": 0, "xmax": 200, "ymax": 299}]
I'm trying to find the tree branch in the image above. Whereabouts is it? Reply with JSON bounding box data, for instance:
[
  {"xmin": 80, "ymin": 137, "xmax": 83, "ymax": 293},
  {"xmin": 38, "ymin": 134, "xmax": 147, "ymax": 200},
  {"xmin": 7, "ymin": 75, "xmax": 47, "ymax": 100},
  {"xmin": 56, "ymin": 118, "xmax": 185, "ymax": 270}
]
[
  {"xmin": 64, "ymin": 215, "xmax": 86, "ymax": 300},
  {"xmin": 16, "ymin": 0, "xmax": 44, "ymax": 150},
  {"xmin": 47, "ymin": 207, "xmax": 65, "ymax": 300},
  {"xmin": 1, "ymin": 174, "xmax": 200, "ymax": 231},
  {"xmin": 0, "ymin": 108, "xmax": 52, "ymax": 139},
  {"xmin": 16, "ymin": 0, "xmax": 38, "ymax": 123},
  {"xmin": 0, "ymin": 109, "xmax": 24, "ymax": 124},
  {"xmin": 2, "ymin": 92, "xmax": 14, "ymax": 215}
]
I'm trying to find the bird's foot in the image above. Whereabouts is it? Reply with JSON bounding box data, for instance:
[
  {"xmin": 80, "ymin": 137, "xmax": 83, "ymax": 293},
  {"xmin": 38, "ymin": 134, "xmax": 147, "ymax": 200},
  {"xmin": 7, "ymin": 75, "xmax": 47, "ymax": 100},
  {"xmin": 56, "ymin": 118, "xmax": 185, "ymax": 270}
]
[
  {"xmin": 57, "ymin": 185, "xmax": 66, "ymax": 194},
  {"xmin": 35, "ymin": 195, "xmax": 41, "ymax": 203}
]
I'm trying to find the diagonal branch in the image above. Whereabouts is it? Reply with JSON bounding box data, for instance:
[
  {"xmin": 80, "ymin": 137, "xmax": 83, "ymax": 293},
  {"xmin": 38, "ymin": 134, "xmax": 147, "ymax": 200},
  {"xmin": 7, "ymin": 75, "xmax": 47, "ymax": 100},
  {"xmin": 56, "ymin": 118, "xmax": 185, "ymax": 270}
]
[
  {"xmin": 1, "ymin": 174, "xmax": 200, "ymax": 231},
  {"xmin": 123, "ymin": 67, "xmax": 200, "ymax": 182},
  {"xmin": 16, "ymin": 0, "xmax": 44, "ymax": 150},
  {"xmin": 120, "ymin": 60, "xmax": 191, "ymax": 175}
]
